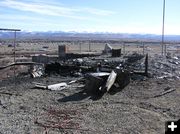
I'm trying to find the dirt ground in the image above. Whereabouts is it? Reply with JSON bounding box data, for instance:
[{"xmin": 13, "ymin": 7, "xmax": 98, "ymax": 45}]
[
  {"xmin": 1, "ymin": 41, "xmax": 179, "ymax": 56},
  {"xmin": 0, "ymin": 74, "xmax": 179, "ymax": 134},
  {"xmin": 0, "ymin": 41, "xmax": 180, "ymax": 134}
]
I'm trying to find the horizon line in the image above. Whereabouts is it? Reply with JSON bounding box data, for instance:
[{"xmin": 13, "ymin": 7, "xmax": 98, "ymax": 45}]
[
  {"xmin": 1, "ymin": 28, "xmax": 180, "ymax": 36},
  {"xmin": 1, "ymin": 29, "xmax": 178, "ymax": 36}
]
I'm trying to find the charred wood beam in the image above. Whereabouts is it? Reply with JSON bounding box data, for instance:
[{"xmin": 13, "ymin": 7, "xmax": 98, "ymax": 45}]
[
  {"xmin": 0, "ymin": 62, "xmax": 43, "ymax": 70},
  {"xmin": 145, "ymin": 53, "xmax": 148, "ymax": 76}
]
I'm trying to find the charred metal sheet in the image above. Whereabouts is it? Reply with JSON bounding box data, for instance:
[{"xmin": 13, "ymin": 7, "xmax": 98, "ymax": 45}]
[
  {"xmin": 112, "ymin": 49, "xmax": 121, "ymax": 57},
  {"xmin": 103, "ymin": 70, "xmax": 117, "ymax": 92},
  {"xmin": 115, "ymin": 69, "xmax": 130, "ymax": 89},
  {"xmin": 85, "ymin": 74, "xmax": 106, "ymax": 94},
  {"xmin": 125, "ymin": 53, "xmax": 144, "ymax": 63}
]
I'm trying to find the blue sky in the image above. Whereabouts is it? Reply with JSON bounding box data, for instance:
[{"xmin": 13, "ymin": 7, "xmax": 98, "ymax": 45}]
[{"xmin": 0, "ymin": 0, "xmax": 180, "ymax": 34}]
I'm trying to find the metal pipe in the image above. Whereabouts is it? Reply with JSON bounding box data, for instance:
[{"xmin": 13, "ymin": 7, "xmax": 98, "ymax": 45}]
[{"xmin": 0, "ymin": 28, "xmax": 21, "ymax": 31}]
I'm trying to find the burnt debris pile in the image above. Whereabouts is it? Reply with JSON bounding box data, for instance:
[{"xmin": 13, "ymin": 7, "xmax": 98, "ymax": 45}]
[
  {"xmin": 39, "ymin": 53, "xmax": 149, "ymax": 97},
  {"xmin": 150, "ymin": 54, "xmax": 180, "ymax": 79},
  {"xmin": 41, "ymin": 51, "xmax": 180, "ymax": 98}
]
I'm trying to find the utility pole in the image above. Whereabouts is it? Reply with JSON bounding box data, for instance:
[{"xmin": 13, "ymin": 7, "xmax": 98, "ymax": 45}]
[
  {"xmin": 161, "ymin": 0, "xmax": 166, "ymax": 56},
  {"xmin": 0, "ymin": 28, "xmax": 20, "ymax": 87},
  {"xmin": 13, "ymin": 31, "xmax": 16, "ymax": 85}
]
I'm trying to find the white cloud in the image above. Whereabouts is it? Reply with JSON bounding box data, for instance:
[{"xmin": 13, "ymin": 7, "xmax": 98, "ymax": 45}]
[
  {"xmin": 1, "ymin": 0, "xmax": 116, "ymax": 20},
  {"xmin": 82, "ymin": 7, "xmax": 116, "ymax": 16},
  {"xmin": 0, "ymin": 14, "xmax": 43, "ymax": 21},
  {"xmin": 0, "ymin": 13, "xmax": 69, "ymax": 31}
]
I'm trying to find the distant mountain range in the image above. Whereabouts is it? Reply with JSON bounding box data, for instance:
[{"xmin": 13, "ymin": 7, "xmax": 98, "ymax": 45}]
[{"xmin": 0, "ymin": 31, "xmax": 180, "ymax": 41}]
